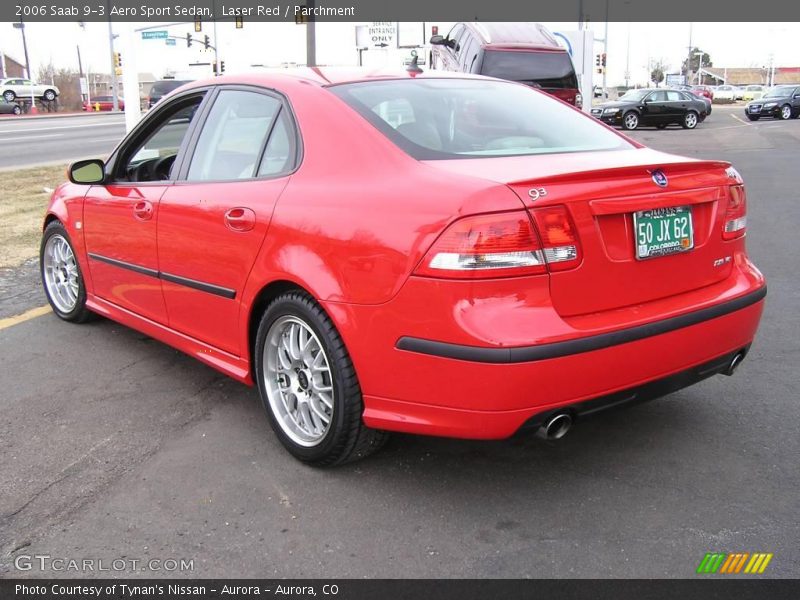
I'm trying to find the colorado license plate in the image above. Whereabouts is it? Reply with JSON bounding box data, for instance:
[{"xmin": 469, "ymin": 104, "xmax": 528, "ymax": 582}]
[{"xmin": 633, "ymin": 206, "xmax": 694, "ymax": 260}]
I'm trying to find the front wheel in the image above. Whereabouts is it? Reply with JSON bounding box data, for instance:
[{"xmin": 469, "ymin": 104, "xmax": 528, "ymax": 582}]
[
  {"xmin": 779, "ymin": 104, "xmax": 792, "ymax": 120},
  {"xmin": 682, "ymin": 111, "xmax": 699, "ymax": 129},
  {"xmin": 254, "ymin": 291, "xmax": 388, "ymax": 466},
  {"xmin": 40, "ymin": 221, "xmax": 94, "ymax": 323},
  {"xmin": 12, "ymin": 105, "xmax": 21, "ymax": 115},
  {"xmin": 43, "ymin": 89, "xmax": 57, "ymax": 102},
  {"xmin": 622, "ymin": 111, "xmax": 639, "ymax": 130}
]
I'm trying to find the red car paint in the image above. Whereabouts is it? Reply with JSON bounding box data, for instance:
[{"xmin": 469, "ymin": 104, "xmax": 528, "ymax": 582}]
[
  {"xmin": 45, "ymin": 69, "xmax": 765, "ymax": 441},
  {"xmin": 82, "ymin": 96, "xmax": 124, "ymax": 111}
]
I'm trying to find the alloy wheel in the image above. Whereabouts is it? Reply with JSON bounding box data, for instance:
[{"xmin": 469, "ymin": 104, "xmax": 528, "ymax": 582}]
[
  {"xmin": 781, "ymin": 105, "xmax": 791, "ymax": 120},
  {"xmin": 42, "ymin": 234, "xmax": 79, "ymax": 313},
  {"xmin": 263, "ymin": 316, "xmax": 335, "ymax": 447},
  {"xmin": 624, "ymin": 112, "xmax": 638, "ymax": 130}
]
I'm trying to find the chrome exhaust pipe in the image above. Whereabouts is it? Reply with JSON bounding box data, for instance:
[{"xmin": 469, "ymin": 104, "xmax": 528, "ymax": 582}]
[
  {"xmin": 724, "ymin": 351, "xmax": 746, "ymax": 376},
  {"xmin": 536, "ymin": 412, "xmax": 574, "ymax": 440}
]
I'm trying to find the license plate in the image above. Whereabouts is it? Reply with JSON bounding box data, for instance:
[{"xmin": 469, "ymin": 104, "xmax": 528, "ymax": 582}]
[{"xmin": 633, "ymin": 206, "xmax": 694, "ymax": 260}]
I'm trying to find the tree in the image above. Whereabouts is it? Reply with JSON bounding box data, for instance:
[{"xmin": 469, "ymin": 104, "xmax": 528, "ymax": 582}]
[
  {"xmin": 681, "ymin": 48, "xmax": 713, "ymax": 78},
  {"xmin": 37, "ymin": 62, "xmax": 82, "ymax": 111},
  {"xmin": 650, "ymin": 60, "xmax": 667, "ymax": 87}
]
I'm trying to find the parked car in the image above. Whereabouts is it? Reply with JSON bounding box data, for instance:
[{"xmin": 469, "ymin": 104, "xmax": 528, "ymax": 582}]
[
  {"xmin": 713, "ymin": 85, "xmax": 737, "ymax": 103},
  {"xmin": 82, "ymin": 95, "xmax": 124, "ymax": 111},
  {"xmin": 734, "ymin": 86, "xmax": 746, "ymax": 101},
  {"xmin": 672, "ymin": 86, "xmax": 712, "ymax": 115},
  {"xmin": 0, "ymin": 78, "xmax": 59, "ymax": 102},
  {"xmin": 593, "ymin": 85, "xmax": 608, "ymax": 99},
  {"xmin": 41, "ymin": 69, "xmax": 765, "ymax": 465},
  {"xmin": 147, "ymin": 79, "xmax": 192, "ymax": 108},
  {"xmin": 691, "ymin": 85, "xmax": 714, "ymax": 100},
  {"xmin": 430, "ymin": 22, "xmax": 582, "ymax": 108},
  {"xmin": 591, "ymin": 88, "xmax": 709, "ymax": 129},
  {"xmin": 745, "ymin": 85, "xmax": 800, "ymax": 120},
  {"xmin": 0, "ymin": 97, "xmax": 22, "ymax": 115},
  {"xmin": 742, "ymin": 85, "xmax": 765, "ymax": 101}
]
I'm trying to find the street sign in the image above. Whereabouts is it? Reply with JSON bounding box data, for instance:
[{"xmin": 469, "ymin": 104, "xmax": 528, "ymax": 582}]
[
  {"xmin": 368, "ymin": 22, "xmax": 396, "ymax": 48},
  {"xmin": 141, "ymin": 30, "xmax": 168, "ymax": 40},
  {"xmin": 165, "ymin": 38, "xmax": 177, "ymax": 46}
]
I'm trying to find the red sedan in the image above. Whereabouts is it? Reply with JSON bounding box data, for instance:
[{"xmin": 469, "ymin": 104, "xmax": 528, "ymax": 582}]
[
  {"xmin": 82, "ymin": 95, "xmax": 124, "ymax": 111},
  {"xmin": 41, "ymin": 69, "xmax": 765, "ymax": 465}
]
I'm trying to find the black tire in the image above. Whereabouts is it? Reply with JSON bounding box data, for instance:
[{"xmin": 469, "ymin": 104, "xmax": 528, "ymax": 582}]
[
  {"xmin": 2, "ymin": 90, "xmax": 15, "ymax": 102},
  {"xmin": 779, "ymin": 104, "xmax": 792, "ymax": 120},
  {"xmin": 682, "ymin": 111, "xmax": 699, "ymax": 129},
  {"xmin": 622, "ymin": 111, "xmax": 639, "ymax": 130},
  {"xmin": 40, "ymin": 221, "xmax": 95, "ymax": 323},
  {"xmin": 43, "ymin": 89, "xmax": 56, "ymax": 102},
  {"xmin": 12, "ymin": 105, "xmax": 21, "ymax": 115},
  {"xmin": 254, "ymin": 291, "xmax": 388, "ymax": 466},
  {"xmin": 747, "ymin": 114, "xmax": 760, "ymax": 121}
]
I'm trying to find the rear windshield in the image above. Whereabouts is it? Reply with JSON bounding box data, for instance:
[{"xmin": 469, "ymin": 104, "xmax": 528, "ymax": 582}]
[
  {"xmin": 480, "ymin": 50, "xmax": 578, "ymax": 89},
  {"xmin": 329, "ymin": 78, "xmax": 631, "ymax": 160}
]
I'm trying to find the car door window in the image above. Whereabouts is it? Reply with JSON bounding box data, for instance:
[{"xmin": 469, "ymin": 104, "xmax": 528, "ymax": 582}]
[
  {"xmin": 187, "ymin": 89, "xmax": 281, "ymax": 182},
  {"xmin": 666, "ymin": 91, "xmax": 682, "ymax": 102},
  {"xmin": 115, "ymin": 94, "xmax": 205, "ymax": 183},
  {"xmin": 257, "ymin": 110, "xmax": 298, "ymax": 177},
  {"xmin": 447, "ymin": 24, "xmax": 464, "ymax": 52},
  {"xmin": 647, "ymin": 91, "xmax": 667, "ymax": 102}
]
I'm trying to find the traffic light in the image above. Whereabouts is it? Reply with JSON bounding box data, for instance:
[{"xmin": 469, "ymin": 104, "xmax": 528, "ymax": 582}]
[
  {"xmin": 194, "ymin": 16, "xmax": 202, "ymax": 32},
  {"xmin": 295, "ymin": 6, "xmax": 308, "ymax": 24},
  {"xmin": 204, "ymin": 35, "xmax": 210, "ymax": 50},
  {"xmin": 113, "ymin": 52, "xmax": 122, "ymax": 68},
  {"xmin": 220, "ymin": 61, "xmax": 225, "ymax": 73},
  {"xmin": 601, "ymin": 53, "xmax": 607, "ymax": 67},
  {"xmin": 186, "ymin": 33, "xmax": 193, "ymax": 47},
  {"xmin": 595, "ymin": 54, "xmax": 601, "ymax": 67},
  {"xmin": 235, "ymin": 16, "xmax": 243, "ymax": 29}
]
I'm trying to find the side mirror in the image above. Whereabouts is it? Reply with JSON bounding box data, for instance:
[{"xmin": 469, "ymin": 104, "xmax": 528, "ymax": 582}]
[
  {"xmin": 69, "ymin": 159, "xmax": 106, "ymax": 185},
  {"xmin": 429, "ymin": 35, "xmax": 446, "ymax": 46}
]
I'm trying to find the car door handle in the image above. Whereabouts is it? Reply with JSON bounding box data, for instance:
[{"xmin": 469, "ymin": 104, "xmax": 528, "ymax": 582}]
[
  {"xmin": 224, "ymin": 207, "xmax": 256, "ymax": 232},
  {"xmin": 133, "ymin": 200, "xmax": 154, "ymax": 221}
]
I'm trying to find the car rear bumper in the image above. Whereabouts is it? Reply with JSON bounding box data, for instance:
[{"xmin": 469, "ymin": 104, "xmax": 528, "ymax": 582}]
[{"xmin": 328, "ymin": 257, "xmax": 765, "ymax": 439}]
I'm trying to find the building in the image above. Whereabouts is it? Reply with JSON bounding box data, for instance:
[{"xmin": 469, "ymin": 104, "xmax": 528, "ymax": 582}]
[
  {"xmin": 700, "ymin": 67, "xmax": 800, "ymax": 86},
  {"xmin": 0, "ymin": 53, "xmax": 27, "ymax": 79}
]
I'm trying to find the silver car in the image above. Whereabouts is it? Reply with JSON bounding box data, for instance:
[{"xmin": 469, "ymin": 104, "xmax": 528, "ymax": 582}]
[{"xmin": 0, "ymin": 78, "xmax": 60, "ymax": 102}]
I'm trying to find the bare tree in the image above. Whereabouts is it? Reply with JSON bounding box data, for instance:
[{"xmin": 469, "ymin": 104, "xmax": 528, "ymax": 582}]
[{"xmin": 37, "ymin": 62, "xmax": 82, "ymax": 111}]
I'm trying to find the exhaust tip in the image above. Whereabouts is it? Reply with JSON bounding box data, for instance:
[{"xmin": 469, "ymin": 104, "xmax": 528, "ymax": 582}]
[
  {"xmin": 536, "ymin": 412, "xmax": 574, "ymax": 440},
  {"xmin": 724, "ymin": 351, "xmax": 746, "ymax": 376}
]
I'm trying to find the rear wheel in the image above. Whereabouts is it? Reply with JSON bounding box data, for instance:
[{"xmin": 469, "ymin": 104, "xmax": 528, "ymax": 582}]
[
  {"xmin": 40, "ymin": 221, "xmax": 94, "ymax": 323},
  {"xmin": 12, "ymin": 105, "xmax": 21, "ymax": 115},
  {"xmin": 2, "ymin": 90, "xmax": 15, "ymax": 102},
  {"xmin": 254, "ymin": 291, "xmax": 388, "ymax": 466},
  {"xmin": 622, "ymin": 111, "xmax": 639, "ymax": 130},
  {"xmin": 682, "ymin": 111, "xmax": 699, "ymax": 129},
  {"xmin": 43, "ymin": 89, "xmax": 57, "ymax": 102},
  {"xmin": 779, "ymin": 104, "xmax": 792, "ymax": 120}
]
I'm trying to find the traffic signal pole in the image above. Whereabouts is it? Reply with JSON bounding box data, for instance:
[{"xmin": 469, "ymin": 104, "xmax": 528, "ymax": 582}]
[{"xmin": 107, "ymin": 0, "xmax": 120, "ymax": 111}]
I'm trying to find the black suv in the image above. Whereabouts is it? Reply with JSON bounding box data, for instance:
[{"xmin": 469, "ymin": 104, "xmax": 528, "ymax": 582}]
[
  {"xmin": 745, "ymin": 85, "xmax": 800, "ymax": 121},
  {"xmin": 147, "ymin": 79, "xmax": 192, "ymax": 109}
]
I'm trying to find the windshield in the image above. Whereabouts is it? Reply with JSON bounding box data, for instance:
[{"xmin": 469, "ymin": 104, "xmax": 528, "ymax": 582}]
[
  {"xmin": 479, "ymin": 50, "xmax": 578, "ymax": 89},
  {"xmin": 764, "ymin": 86, "xmax": 794, "ymax": 98},
  {"xmin": 330, "ymin": 79, "xmax": 631, "ymax": 160},
  {"xmin": 620, "ymin": 89, "xmax": 649, "ymax": 101}
]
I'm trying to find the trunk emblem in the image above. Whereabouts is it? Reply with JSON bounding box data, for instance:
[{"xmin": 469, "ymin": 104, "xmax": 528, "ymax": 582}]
[
  {"xmin": 528, "ymin": 187, "xmax": 548, "ymax": 200},
  {"xmin": 651, "ymin": 170, "xmax": 668, "ymax": 187}
]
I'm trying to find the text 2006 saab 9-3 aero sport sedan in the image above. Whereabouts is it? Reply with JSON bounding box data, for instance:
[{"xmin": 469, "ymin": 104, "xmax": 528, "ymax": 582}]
[{"xmin": 40, "ymin": 69, "xmax": 765, "ymax": 466}]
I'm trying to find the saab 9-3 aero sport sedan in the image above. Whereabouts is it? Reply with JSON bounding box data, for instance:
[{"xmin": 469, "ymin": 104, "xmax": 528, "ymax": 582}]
[{"xmin": 40, "ymin": 69, "xmax": 766, "ymax": 465}]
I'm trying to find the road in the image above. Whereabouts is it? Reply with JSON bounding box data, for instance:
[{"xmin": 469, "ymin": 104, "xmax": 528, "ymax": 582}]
[
  {"xmin": 0, "ymin": 105, "xmax": 798, "ymax": 579},
  {"xmin": 0, "ymin": 113, "xmax": 126, "ymax": 170}
]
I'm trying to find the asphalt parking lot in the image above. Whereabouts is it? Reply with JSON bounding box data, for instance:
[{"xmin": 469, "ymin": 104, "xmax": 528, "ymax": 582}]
[{"xmin": 0, "ymin": 105, "xmax": 797, "ymax": 578}]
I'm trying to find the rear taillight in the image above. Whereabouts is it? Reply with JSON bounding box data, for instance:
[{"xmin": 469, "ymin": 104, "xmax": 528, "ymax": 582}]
[
  {"xmin": 415, "ymin": 211, "xmax": 546, "ymax": 278},
  {"xmin": 530, "ymin": 205, "xmax": 582, "ymax": 271},
  {"xmin": 723, "ymin": 184, "xmax": 747, "ymax": 240},
  {"xmin": 415, "ymin": 207, "xmax": 582, "ymax": 279}
]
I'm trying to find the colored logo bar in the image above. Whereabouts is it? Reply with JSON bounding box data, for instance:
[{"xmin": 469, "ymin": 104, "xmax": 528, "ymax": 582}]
[{"xmin": 697, "ymin": 552, "xmax": 773, "ymax": 574}]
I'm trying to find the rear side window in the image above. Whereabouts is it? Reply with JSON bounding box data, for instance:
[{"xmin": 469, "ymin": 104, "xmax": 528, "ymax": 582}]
[
  {"xmin": 187, "ymin": 89, "xmax": 282, "ymax": 181},
  {"xmin": 330, "ymin": 78, "xmax": 631, "ymax": 160},
  {"xmin": 480, "ymin": 50, "xmax": 578, "ymax": 89}
]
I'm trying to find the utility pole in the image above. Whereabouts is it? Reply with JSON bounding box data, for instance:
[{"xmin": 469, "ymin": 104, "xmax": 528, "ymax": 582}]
[
  {"xmin": 306, "ymin": 0, "xmax": 316, "ymax": 66},
  {"xmin": 624, "ymin": 23, "xmax": 630, "ymax": 88},
  {"xmin": 212, "ymin": 0, "xmax": 220, "ymax": 75},
  {"xmin": 602, "ymin": 0, "xmax": 608, "ymax": 96},
  {"xmin": 107, "ymin": 1, "xmax": 120, "ymax": 111},
  {"xmin": 686, "ymin": 22, "xmax": 693, "ymax": 85}
]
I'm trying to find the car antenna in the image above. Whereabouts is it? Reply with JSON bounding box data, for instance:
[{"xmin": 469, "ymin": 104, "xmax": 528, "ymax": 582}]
[{"xmin": 406, "ymin": 51, "xmax": 423, "ymax": 76}]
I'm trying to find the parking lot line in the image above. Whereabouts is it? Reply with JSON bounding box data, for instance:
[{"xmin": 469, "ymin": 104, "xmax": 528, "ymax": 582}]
[
  {"xmin": 730, "ymin": 114, "xmax": 752, "ymax": 126},
  {"xmin": 0, "ymin": 305, "xmax": 51, "ymax": 331}
]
